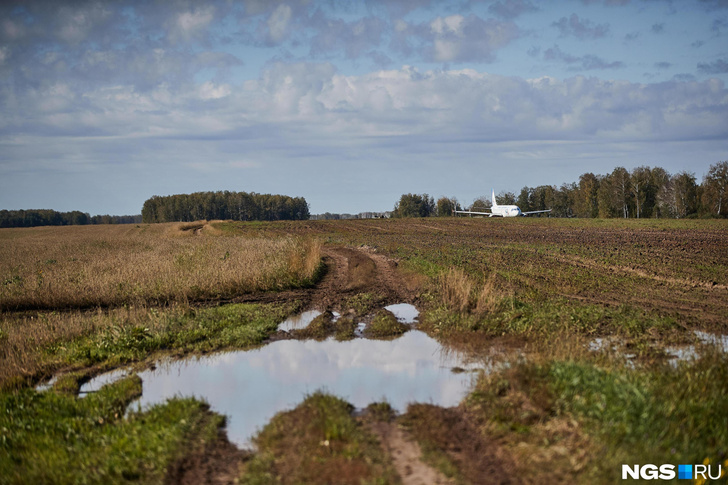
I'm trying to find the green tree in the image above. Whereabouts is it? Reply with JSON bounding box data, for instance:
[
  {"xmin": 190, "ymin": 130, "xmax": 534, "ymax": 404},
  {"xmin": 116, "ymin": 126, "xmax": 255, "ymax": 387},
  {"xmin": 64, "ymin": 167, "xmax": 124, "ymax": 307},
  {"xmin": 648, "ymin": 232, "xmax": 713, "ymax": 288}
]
[
  {"xmin": 393, "ymin": 194, "xmax": 435, "ymax": 218},
  {"xmin": 702, "ymin": 161, "xmax": 728, "ymax": 217},
  {"xmin": 517, "ymin": 187, "xmax": 532, "ymax": 212},
  {"xmin": 575, "ymin": 173, "xmax": 600, "ymax": 218},
  {"xmin": 673, "ymin": 171, "xmax": 699, "ymax": 218},
  {"xmin": 631, "ymin": 166, "xmax": 659, "ymax": 219},
  {"xmin": 436, "ymin": 197, "xmax": 460, "ymax": 216},
  {"xmin": 498, "ymin": 191, "xmax": 517, "ymax": 205},
  {"xmin": 470, "ymin": 196, "xmax": 490, "ymax": 212}
]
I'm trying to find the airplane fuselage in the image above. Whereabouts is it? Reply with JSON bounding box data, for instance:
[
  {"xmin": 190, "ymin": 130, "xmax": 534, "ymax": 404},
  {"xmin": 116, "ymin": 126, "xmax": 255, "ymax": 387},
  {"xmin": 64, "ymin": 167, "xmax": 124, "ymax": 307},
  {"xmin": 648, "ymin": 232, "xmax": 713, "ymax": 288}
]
[{"xmin": 489, "ymin": 205, "xmax": 522, "ymax": 217}]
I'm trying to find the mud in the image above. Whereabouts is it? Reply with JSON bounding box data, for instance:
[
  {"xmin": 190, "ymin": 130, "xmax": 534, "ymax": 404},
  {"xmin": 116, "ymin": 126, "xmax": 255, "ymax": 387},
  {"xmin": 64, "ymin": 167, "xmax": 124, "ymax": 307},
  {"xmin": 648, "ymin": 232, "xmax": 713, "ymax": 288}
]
[
  {"xmin": 228, "ymin": 245, "xmax": 421, "ymax": 311},
  {"xmin": 166, "ymin": 426, "xmax": 250, "ymax": 485},
  {"xmin": 368, "ymin": 421, "xmax": 455, "ymax": 485}
]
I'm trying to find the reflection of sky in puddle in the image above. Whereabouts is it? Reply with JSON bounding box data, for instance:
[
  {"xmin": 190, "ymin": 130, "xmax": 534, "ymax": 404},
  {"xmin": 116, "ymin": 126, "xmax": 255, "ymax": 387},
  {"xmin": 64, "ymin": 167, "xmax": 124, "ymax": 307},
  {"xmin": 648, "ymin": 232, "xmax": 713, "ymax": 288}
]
[
  {"xmin": 277, "ymin": 310, "xmax": 322, "ymax": 332},
  {"xmin": 588, "ymin": 330, "xmax": 728, "ymax": 366},
  {"xmin": 384, "ymin": 303, "xmax": 419, "ymax": 323},
  {"xmin": 80, "ymin": 368, "xmax": 130, "ymax": 394},
  {"xmin": 96, "ymin": 330, "xmax": 477, "ymax": 447}
]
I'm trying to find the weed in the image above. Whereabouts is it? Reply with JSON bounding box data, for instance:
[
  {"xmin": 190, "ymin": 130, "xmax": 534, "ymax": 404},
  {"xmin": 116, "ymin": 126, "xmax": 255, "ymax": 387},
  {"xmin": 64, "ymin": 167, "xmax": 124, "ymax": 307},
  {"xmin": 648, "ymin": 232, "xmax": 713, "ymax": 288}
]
[
  {"xmin": 0, "ymin": 302, "xmax": 298, "ymax": 388},
  {"xmin": 241, "ymin": 392, "xmax": 399, "ymax": 484},
  {"xmin": 292, "ymin": 311, "xmax": 336, "ymax": 341},
  {"xmin": 465, "ymin": 350, "xmax": 728, "ymax": 483},
  {"xmin": 364, "ymin": 310, "xmax": 409, "ymax": 339},
  {"xmin": 363, "ymin": 401, "xmax": 396, "ymax": 423},
  {"xmin": 344, "ymin": 292, "xmax": 385, "ymax": 317},
  {"xmin": 0, "ymin": 375, "xmax": 225, "ymax": 484}
]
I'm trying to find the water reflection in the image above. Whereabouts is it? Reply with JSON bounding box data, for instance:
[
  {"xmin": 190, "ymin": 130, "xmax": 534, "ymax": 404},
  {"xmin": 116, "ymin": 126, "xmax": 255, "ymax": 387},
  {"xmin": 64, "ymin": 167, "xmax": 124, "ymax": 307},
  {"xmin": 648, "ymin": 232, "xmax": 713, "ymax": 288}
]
[
  {"xmin": 118, "ymin": 330, "xmax": 477, "ymax": 447},
  {"xmin": 384, "ymin": 303, "xmax": 419, "ymax": 323},
  {"xmin": 277, "ymin": 310, "xmax": 322, "ymax": 332}
]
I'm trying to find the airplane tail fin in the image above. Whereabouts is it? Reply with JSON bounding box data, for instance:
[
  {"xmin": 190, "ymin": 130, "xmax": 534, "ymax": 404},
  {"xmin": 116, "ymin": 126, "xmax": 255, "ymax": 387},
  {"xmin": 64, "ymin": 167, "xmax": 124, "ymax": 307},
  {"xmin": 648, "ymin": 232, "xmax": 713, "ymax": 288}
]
[{"xmin": 491, "ymin": 188, "xmax": 498, "ymax": 207}]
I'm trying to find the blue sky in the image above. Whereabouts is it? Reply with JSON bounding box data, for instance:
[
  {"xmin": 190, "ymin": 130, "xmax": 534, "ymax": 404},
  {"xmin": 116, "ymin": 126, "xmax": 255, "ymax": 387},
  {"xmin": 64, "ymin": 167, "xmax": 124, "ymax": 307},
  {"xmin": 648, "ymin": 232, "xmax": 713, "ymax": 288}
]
[{"xmin": 1, "ymin": 0, "xmax": 726, "ymax": 215}]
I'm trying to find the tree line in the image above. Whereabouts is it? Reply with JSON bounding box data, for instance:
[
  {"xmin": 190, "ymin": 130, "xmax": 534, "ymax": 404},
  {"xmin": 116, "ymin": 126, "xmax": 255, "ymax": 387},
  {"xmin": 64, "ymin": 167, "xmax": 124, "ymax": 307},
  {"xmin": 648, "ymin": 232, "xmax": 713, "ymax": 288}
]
[
  {"xmin": 141, "ymin": 191, "xmax": 310, "ymax": 223},
  {"xmin": 393, "ymin": 161, "xmax": 728, "ymax": 219},
  {"xmin": 0, "ymin": 210, "xmax": 142, "ymax": 228}
]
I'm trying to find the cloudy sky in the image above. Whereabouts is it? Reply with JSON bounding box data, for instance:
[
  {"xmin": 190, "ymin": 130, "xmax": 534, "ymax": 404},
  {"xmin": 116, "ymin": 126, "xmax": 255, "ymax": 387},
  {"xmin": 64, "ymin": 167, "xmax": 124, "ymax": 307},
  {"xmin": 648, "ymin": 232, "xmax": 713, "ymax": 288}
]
[{"xmin": 1, "ymin": 0, "xmax": 727, "ymax": 215}]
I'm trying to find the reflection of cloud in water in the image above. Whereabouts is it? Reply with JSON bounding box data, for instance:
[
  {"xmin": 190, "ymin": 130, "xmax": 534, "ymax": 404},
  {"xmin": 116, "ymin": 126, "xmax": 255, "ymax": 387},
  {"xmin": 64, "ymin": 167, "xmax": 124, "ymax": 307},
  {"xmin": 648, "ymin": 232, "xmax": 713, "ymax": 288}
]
[
  {"xmin": 277, "ymin": 309, "xmax": 322, "ymax": 332},
  {"xmin": 384, "ymin": 303, "xmax": 419, "ymax": 323},
  {"xmin": 127, "ymin": 331, "xmax": 477, "ymax": 447}
]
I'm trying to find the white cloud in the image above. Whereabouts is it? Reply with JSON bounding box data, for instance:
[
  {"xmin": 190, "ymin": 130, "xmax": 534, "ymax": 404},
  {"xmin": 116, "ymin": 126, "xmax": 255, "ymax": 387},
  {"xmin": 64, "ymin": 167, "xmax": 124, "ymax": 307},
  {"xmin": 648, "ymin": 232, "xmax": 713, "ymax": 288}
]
[
  {"xmin": 5, "ymin": 62, "xmax": 726, "ymax": 147},
  {"xmin": 266, "ymin": 4, "xmax": 293, "ymax": 44},
  {"xmin": 198, "ymin": 81, "xmax": 232, "ymax": 100},
  {"xmin": 167, "ymin": 7, "xmax": 215, "ymax": 44},
  {"xmin": 430, "ymin": 15, "xmax": 464, "ymax": 35},
  {"xmin": 399, "ymin": 14, "xmax": 520, "ymax": 63}
]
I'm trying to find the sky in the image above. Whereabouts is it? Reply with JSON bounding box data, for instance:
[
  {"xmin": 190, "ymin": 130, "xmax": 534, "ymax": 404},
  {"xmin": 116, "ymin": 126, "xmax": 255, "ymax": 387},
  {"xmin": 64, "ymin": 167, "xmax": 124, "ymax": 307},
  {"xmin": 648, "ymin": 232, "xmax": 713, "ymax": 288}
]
[{"xmin": 1, "ymin": 0, "xmax": 727, "ymax": 215}]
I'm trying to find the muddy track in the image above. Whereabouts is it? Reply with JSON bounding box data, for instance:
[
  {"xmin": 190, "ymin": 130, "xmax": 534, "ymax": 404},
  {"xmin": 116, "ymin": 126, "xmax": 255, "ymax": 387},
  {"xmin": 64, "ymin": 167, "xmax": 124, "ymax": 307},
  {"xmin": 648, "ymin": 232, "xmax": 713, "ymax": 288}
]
[
  {"xmin": 176, "ymin": 245, "xmax": 424, "ymax": 484},
  {"xmin": 229, "ymin": 246, "xmax": 420, "ymax": 311},
  {"xmin": 368, "ymin": 421, "xmax": 455, "ymax": 485}
]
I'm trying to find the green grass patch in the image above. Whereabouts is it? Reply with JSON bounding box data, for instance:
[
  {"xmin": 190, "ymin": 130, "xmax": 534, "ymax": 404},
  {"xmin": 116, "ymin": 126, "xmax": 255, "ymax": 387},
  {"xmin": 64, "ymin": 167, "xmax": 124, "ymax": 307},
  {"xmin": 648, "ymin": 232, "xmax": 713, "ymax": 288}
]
[
  {"xmin": 0, "ymin": 375, "xmax": 224, "ymax": 484},
  {"xmin": 241, "ymin": 391, "xmax": 400, "ymax": 485},
  {"xmin": 364, "ymin": 310, "xmax": 409, "ymax": 339},
  {"xmin": 466, "ymin": 351, "xmax": 728, "ymax": 483},
  {"xmin": 343, "ymin": 292, "xmax": 385, "ymax": 317},
  {"xmin": 291, "ymin": 311, "xmax": 357, "ymax": 342},
  {"xmin": 57, "ymin": 302, "xmax": 300, "ymax": 369},
  {"xmin": 421, "ymin": 298, "xmax": 679, "ymax": 339}
]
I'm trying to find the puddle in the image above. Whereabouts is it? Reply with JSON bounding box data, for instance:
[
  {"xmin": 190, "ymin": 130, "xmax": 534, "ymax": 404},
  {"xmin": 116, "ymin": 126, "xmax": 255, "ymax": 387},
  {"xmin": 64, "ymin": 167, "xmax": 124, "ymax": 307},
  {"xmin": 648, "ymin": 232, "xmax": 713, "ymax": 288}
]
[
  {"xmin": 79, "ymin": 368, "xmax": 130, "ymax": 394},
  {"xmin": 85, "ymin": 330, "xmax": 483, "ymax": 448},
  {"xmin": 34, "ymin": 375, "xmax": 58, "ymax": 392},
  {"xmin": 277, "ymin": 310, "xmax": 322, "ymax": 332},
  {"xmin": 589, "ymin": 330, "xmax": 728, "ymax": 366},
  {"xmin": 665, "ymin": 331, "xmax": 728, "ymax": 365},
  {"xmin": 694, "ymin": 330, "xmax": 728, "ymax": 351},
  {"xmin": 383, "ymin": 303, "xmax": 419, "ymax": 323}
]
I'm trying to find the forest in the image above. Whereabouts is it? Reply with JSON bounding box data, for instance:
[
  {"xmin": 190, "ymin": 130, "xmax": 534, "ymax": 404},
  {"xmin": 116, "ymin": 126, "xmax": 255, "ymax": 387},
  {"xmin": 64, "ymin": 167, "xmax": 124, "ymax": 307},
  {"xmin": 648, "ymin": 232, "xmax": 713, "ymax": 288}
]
[
  {"xmin": 0, "ymin": 210, "xmax": 141, "ymax": 228},
  {"xmin": 394, "ymin": 161, "xmax": 728, "ymax": 219},
  {"xmin": 141, "ymin": 191, "xmax": 310, "ymax": 223}
]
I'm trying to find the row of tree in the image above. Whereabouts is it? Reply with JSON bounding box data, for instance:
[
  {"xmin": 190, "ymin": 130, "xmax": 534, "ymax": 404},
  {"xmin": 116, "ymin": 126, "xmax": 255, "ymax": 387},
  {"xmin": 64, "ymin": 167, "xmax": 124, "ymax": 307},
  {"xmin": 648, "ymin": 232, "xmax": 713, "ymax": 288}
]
[
  {"xmin": 394, "ymin": 162, "xmax": 728, "ymax": 219},
  {"xmin": 0, "ymin": 210, "xmax": 142, "ymax": 228},
  {"xmin": 141, "ymin": 191, "xmax": 310, "ymax": 223}
]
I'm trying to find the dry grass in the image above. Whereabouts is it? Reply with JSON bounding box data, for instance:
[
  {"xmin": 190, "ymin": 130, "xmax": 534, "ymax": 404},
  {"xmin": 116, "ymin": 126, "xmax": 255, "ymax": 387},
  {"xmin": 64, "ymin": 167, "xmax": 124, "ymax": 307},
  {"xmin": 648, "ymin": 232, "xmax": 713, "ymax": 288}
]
[
  {"xmin": 0, "ymin": 304, "xmax": 189, "ymax": 386},
  {"xmin": 0, "ymin": 223, "xmax": 322, "ymax": 310},
  {"xmin": 440, "ymin": 268, "xmax": 473, "ymax": 313},
  {"xmin": 440, "ymin": 268, "xmax": 500, "ymax": 315}
]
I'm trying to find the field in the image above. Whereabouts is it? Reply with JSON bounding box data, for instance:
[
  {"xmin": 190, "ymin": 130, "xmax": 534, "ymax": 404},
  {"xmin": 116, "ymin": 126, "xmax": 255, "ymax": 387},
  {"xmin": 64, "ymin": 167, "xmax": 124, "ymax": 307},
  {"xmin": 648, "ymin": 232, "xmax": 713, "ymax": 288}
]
[{"xmin": 1, "ymin": 218, "xmax": 727, "ymax": 484}]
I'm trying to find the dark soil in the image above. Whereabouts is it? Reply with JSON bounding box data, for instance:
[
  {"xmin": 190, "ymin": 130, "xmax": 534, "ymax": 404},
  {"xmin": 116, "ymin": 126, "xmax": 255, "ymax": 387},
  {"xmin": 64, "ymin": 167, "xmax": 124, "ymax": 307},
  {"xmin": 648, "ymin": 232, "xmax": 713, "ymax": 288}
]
[{"xmin": 400, "ymin": 403, "xmax": 518, "ymax": 485}]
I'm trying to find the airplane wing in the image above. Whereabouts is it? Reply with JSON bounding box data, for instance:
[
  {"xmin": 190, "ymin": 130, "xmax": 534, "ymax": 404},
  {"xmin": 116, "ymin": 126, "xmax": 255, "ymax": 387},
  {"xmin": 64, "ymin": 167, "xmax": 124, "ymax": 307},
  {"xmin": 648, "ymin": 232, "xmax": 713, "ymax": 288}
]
[
  {"xmin": 453, "ymin": 210, "xmax": 492, "ymax": 216},
  {"xmin": 521, "ymin": 209, "xmax": 552, "ymax": 216}
]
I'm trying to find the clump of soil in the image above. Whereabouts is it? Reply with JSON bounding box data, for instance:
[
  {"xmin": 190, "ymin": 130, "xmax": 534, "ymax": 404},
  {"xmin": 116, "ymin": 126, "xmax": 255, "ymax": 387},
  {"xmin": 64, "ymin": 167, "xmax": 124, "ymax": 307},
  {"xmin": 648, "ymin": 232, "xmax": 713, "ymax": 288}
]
[
  {"xmin": 240, "ymin": 392, "xmax": 399, "ymax": 485},
  {"xmin": 291, "ymin": 311, "xmax": 357, "ymax": 341},
  {"xmin": 365, "ymin": 309, "xmax": 409, "ymax": 339}
]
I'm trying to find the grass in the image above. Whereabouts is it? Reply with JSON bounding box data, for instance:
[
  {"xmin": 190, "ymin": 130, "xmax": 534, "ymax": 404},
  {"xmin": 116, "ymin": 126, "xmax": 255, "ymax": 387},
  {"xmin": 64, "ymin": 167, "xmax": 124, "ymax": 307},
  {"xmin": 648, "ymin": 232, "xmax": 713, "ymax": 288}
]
[
  {"xmin": 291, "ymin": 311, "xmax": 358, "ymax": 342},
  {"xmin": 464, "ymin": 346, "xmax": 728, "ymax": 483},
  {"xmin": 2, "ymin": 218, "xmax": 727, "ymax": 483},
  {"xmin": 1, "ymin": 301, "xmax": 300, "ymax": 390},
  {"xmin": 0, "ymin": 375, "xmax": 225, "ymax": 484},
  {"xmin": 241, "ymin": 391, "xmax": 400, "ymax": 484},
  {"xmin": 364, "ymin": 309, "xmax": 409, "ymax": 339},
  {"xmin": 0, "ymin": 223, "xmax": 322, "ymax": 310}
]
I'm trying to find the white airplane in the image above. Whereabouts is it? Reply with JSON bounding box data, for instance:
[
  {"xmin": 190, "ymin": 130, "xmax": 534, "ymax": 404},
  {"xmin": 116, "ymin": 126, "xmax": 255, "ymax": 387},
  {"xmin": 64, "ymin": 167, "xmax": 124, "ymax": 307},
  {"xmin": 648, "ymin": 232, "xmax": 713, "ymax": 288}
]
[{"xmin": 454, "ymin": 189, "xmax": 552, "ymax": 218}]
